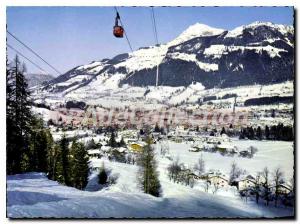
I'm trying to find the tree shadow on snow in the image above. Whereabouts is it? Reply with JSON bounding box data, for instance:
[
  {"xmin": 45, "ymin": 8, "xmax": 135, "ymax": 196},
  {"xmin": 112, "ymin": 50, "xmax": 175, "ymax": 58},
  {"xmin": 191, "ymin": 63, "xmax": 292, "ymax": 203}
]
[{"xmin": 7, "ymin": 190, "xmax": 67, "ymax": 206}]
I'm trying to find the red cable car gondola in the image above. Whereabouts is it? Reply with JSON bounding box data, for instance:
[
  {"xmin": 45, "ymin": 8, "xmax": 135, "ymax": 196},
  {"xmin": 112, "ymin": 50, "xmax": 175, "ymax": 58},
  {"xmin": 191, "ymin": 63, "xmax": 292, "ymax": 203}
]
[{"xmin": 113, "ymin": 12, "xmax": 124, "ymax": 38}]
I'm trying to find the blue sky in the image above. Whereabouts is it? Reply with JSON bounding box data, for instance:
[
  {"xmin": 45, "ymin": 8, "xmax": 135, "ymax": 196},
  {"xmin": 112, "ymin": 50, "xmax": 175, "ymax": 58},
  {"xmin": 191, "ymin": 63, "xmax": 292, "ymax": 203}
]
[{"xmin": 7, "ymin": 7, "xmax": 294, "ymax": 76}]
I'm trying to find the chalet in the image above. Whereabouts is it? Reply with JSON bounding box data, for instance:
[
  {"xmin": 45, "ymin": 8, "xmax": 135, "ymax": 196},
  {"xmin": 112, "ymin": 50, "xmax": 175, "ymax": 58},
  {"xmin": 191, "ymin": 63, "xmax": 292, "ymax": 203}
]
[
  {"xmin": 101, "ymin": 146, "xmax": 112, "ymax": 153},
  {"xmin": 175, "ymin": 125, "xmax": 188, "ymax": 136},
  {"xmin": 216, "ymin": 143, "xmax": 236, "ymax": 153},
  {"xmin": 239, "ymin": 150, "xmax": 252, "ymax": 157},
  {"xmin": 237, "ymin": 175, "xmax": 256, "ymax": 191},
  {"xmin": 88, "ymin": 149, "xmax": 102, "ymax": 158},
  {"xmin": 189, "ymin": 142, "xmax": 204, "ymax": 152},
  {"xmin": 116, "ymin": 147, "xmax": 127, "ymax": 153},
  {"xmin": 188, "ymin": 173, "xmax": 201, "ymax": 180},
  {"xmin": 179, "ymin": 166, "xmax": 200, "ymax": 180},
  {"xmin": 207, "ymin": 172, "xmax": 229, "ymax": 188},
  {"xmin": 129, "ymin": 142, "xmax": 145, "ymax": 152}
]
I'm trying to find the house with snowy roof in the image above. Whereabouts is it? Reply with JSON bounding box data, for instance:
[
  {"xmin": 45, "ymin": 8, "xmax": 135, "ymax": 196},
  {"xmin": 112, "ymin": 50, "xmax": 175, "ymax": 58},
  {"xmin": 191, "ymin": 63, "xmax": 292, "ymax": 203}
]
[
  {"xmin": 237, "ymin": 175, "xmax": 256, "ymax": 191},
  {"xmin": 207, "ymin": 171, "xmax": 229, "ymax": 188},
  {"xmin": 88, "ymin": 149, "xmax": 102, "ymax": 159}
]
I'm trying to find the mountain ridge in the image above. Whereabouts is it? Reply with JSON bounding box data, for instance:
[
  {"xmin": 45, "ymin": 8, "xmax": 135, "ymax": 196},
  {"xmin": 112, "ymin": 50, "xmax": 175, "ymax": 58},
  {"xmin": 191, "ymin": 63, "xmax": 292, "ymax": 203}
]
[{"xmin": 39, "ymin": 21, "xmax": 294, "ymax": 96}]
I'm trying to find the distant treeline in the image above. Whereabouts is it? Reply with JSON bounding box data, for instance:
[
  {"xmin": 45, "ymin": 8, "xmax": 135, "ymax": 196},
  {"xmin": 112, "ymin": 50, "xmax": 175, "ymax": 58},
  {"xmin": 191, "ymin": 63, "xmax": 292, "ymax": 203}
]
[
  {"xmin": 33, "ymin": 102, "xmax": 51, "ymax": 110},
  {"xmin": 66, "ymin": 101, "xmax": 86, "ymax": 110},
  {"xmin": 202, "ymin": 93, "xmax": 237, "ymax": 102},
  {"xmin": 244, "ymin": 96, "xmax": 293, "ymax": 106},
  {"xmin": 221, "ymin": 93, "xmax": 237, "ymax": 100},
  {"xmin": 239, "ymin": 123, "xmax": 294, "ymax": 141},
  {"xmin": 202, "ymin": 96, "xmax": 217, "ymax": 102}
]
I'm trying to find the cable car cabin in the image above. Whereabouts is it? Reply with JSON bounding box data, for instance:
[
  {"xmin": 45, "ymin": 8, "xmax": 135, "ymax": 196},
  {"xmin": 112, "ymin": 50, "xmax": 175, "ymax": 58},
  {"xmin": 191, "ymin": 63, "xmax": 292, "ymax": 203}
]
[
  {"xmin": 113, "ymin": 26, "xmax": 124, "ymax": 38},
  {"xmin": 113, "ymin": 12, "xmax": 124, "ymax": 38}
]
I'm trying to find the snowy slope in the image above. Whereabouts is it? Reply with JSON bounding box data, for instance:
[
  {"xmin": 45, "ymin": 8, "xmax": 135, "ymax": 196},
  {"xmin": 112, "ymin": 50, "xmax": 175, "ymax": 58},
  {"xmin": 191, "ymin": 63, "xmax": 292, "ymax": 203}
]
[
  {"xmin": 7, "ymin": 168, "xmax": 293, "ymax": 218},
  {"xmin": 24, "ymin": 73, "xmax": 54, "ymax": 88},
  {"xmin": 7, "ymin": 133, "xmax": 294, "ymax": 218}
]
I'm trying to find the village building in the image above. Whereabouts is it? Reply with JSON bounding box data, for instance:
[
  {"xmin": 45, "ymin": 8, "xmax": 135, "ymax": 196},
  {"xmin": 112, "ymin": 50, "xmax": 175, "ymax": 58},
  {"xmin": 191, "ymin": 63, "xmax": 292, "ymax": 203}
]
[
  {"xmin": 237, "ymin": 175, "xmax": 256, "ymax": 191},
  {"xmin": 88, "ymin": 149, "xmax": 102, "ymax": 158},
  {"xmin": 207, "ymin": 171, "xmax": 229, "ymax": 188}
]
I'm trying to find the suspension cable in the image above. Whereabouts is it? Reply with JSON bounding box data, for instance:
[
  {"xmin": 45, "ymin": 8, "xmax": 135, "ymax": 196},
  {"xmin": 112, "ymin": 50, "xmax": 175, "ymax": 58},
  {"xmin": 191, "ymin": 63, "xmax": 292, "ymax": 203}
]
[
  {"xmin": 7, "ymin": 30, "xmax": 62, "ymax": 75},
  {"xmin": 114, "ymin": 7, "xmax": 133, "ymax": 52},
  {"xmin": 151, "ymin": 7, "xmax": 159, "ymax": 46},
  {"xmin": 150, "ymin": 7, "xmax": 160, "ymax": 87},
  {"xmin": 7, "ymin": 43, "xmax": 48, "ymax": 74}
]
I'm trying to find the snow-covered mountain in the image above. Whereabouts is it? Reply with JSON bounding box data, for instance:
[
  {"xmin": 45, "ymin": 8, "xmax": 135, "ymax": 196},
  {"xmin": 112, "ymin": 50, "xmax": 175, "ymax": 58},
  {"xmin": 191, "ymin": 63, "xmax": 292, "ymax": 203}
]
[
  {"xmin": 37, "ymin": 21, "xmax": 294, "ymax": 101},
  {"xmin": 24, "ymin": 73, "xmax": 55, "ymax": 88}
]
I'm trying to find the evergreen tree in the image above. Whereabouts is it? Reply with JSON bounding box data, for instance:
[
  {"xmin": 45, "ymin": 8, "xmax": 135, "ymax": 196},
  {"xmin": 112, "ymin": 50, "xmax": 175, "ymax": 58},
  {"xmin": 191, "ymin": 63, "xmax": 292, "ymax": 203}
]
[
  {"xmin": 265, "ymin": 125, "xmax": 270, "ymax": 140},
  {"xmin": 48, "ymin": 143, "xmax": 62, "ymax": 181},
  {"xmin": 271, "ymin": 109, "xmax": 276, "ymax": 118},
  {"xmin": 270, "ymin": 125, "xmax": 277, "ymax": 140},
  {"xmin": 70, "ymin": 140, "xmax": 90, "ymax": 190},
  {"xmin": 86, "ymin": 138, "xmax": 97, "ymax": 150},
  {"xmin": 139, "ymin": 129, "xmax": 145, "ymax": 135},
  {"xmin": 256, "ymin": 126, "xmax": 262, "ymax": 140},
  {"xmin": 247, "ymin": 127, "xmax": 255, "ymax": 140},
  {"xmin": 119, "ymin": 137, "xmax": 126, "ymax": 147},
  {"xmin": 60, "ymin": 134, "xmax": 71, "ymax": 185},
  {"xmin": 220, "ymin": 127, "xmax": 226, "ymax": 135},
  {"xmin": 154, "ymin": 123, "xmax": 160, "ymax": 133},
  {"xmin": 98, "ymin": 163, "xmax": 108, "ymax": 185},
  {"xmin": 108, "ymin": 131, "xmax": 117, "ymax": 147},
  {"xmin": 7, "ymin": 55, "xmax": 32, "ymax": 174},
  {"xmin": 28, "ymin": 117, "xmax": 54, "ymax": 172},
  {"xmin": 137, "ymin": 136, "xmax": 161, "ymax": 197},
  {"xmin": 7, "ymin": 57, "xmax": 17, "ymax": 174},
  {"xmin": 239, "ymin": 128, "xmax": 245, "ymax": 139}
]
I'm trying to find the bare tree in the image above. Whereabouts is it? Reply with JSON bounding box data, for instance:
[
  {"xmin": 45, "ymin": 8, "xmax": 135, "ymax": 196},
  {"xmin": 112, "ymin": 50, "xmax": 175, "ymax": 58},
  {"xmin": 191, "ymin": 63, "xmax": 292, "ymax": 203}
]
[
  {"xmin": 273, "ymin": 167, "xmax": 284, "ymax": 207},
  {"xmin": 289, "ymin": 176, "xmax": 295, "ymax": 207},
  {"xmin": 194, "ymin": 153, "xmax": 205, "ymax": 175},
  {"xmin": 160, "ymin": 140, "xmax": 169, "ymax": 157},
  {"xmin": 167, "ymin": 157, "xmax": 182, "ymax": 182},
  {"xmin": 212, "ymin": 182, "xmax": 220, "ymax": 194},
  {"xmin": 204, "ymin": 179, "xmax": 210, "ymax": 192},
  {"xmin": 189, "ymin": 176, "xmax": 195, "ymax": 188},
  {"xmin": 229, "ymin": 161, "xmax": 243, "ymax": 184},
  {"xmin": 248, "ymin": 146, "xmax": 258, "ymax": 157},
  {"xmin": 289, "ymin": 176, "xmax": 294, "ymax": 196},
  {"xmin": 262, "ymin": 167, "xmax": 271, "ymax": 206},
  {"xmin": 254, "ymin": 172, "xmax": 262, "ymax": 204}
]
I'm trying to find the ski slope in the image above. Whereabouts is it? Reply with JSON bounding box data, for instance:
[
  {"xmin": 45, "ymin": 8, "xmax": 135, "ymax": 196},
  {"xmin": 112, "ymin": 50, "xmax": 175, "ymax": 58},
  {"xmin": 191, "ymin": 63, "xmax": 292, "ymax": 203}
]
[{"xmin": 7, "ymin": 138, "xmax": 294, "ymax": 218}]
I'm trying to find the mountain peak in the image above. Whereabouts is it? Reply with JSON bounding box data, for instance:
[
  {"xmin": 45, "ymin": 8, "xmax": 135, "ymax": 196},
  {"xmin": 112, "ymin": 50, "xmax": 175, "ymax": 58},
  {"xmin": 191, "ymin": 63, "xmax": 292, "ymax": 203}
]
[
  {"xmin": 248, "ymin": 21, "xmax": 274, "ymax": 26},
  {"xmin": 226, "ymin": 21, "xmax": 293, "ymax": 38},
  {"xmin": 169, "ymin": 23, "xmax": 225, "ymax": 46}
]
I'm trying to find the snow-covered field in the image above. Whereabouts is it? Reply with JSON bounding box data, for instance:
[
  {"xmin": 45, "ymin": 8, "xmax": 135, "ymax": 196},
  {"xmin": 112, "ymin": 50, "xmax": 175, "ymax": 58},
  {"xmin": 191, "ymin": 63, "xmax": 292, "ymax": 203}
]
[
  {"xmin": 163, "ymin": 139, "xmax": 294, "ymax": 180},
  {"xmin": 7, "ymin": 138, "xmax": 294, "ymax": 218}
]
